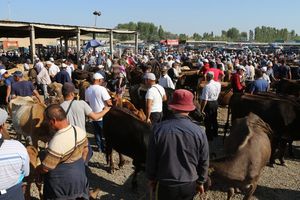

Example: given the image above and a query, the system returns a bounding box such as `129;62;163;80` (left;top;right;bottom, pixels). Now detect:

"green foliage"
114;22;299;43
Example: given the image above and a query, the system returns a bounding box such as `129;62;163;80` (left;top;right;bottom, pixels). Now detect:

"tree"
179;33;189;41
193;33;202;41
226;27;240;41
249;30;254;41
240;32;248;41
158;25;165;40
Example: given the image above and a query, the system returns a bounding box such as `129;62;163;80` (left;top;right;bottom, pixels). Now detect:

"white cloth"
262;73;271;84
145;84;166;113
37;67;51;85
245;65;255;81
158;74;175;89
35;61;44;73
85;85;111;120
24;63;30;71
0;139;29;190
200;80;221;101
48;64;60;77
66;64;75;79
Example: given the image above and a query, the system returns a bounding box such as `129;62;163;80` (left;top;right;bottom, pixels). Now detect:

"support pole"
76;28;81;65
29;25;36;62
60;37;63;53
64;36;68;57
110;30;114;59
135;32;139;55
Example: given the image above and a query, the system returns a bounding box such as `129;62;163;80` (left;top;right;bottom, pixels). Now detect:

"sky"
0;0;299;36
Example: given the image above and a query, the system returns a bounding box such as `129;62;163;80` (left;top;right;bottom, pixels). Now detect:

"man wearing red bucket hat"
146;89;209;200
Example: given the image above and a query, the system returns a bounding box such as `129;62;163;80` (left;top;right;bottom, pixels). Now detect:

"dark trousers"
204;100;218;141
0;183;24;200
150;112;163;125
156;181;197;200
92;120;105;152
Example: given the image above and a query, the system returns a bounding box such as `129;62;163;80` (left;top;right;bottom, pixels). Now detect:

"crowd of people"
0;45;299;199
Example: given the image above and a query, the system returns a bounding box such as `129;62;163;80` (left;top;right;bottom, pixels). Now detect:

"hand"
103;106;111;112
201;111;206;117
196;183;205;195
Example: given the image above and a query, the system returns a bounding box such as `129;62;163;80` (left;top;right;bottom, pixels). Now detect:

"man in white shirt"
37;64;51;99
158;66;175;90
144;73;167;125
46;60;60;81
0;108;29;199
66;59;75;80
200;71;221;141
85;73;112;152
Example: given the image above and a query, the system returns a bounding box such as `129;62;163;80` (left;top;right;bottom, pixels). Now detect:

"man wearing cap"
0;69;15;104
11;71;42;103
60;82;110;163
250;69;269;94
231;65;246;93
85;73;112;152
0;108;30;200
46;60;60;82
144;73;167;124
54;64;71;85
158;66;175;90
146;89;209;200
34;57;43;74
37;63;51;99
200;71;221;140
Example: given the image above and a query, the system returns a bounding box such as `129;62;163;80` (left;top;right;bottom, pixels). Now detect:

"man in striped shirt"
0;108;30;200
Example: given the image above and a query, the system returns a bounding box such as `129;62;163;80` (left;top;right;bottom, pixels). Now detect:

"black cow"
224;93;300;166
103;107;152;188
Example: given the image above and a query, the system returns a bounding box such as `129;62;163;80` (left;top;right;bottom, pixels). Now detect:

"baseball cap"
143;73;156;81
0;69;7;77
13;71;23;77
62;82;79;95
93;72;104;80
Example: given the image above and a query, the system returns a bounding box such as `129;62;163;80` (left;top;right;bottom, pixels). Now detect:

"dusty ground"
7;107;300;200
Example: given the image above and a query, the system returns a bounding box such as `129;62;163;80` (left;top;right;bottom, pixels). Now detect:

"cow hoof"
267;163;275;168
280;162;288;167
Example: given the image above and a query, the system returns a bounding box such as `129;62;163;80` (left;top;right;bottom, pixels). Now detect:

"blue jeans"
92;120;105;152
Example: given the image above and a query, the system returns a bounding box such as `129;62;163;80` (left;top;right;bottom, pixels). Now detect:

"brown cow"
210;113;272;200
9;96;50;147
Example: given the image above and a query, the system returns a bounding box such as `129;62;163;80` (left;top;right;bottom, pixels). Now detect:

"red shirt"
231;73;244;93
200;63;210;74
206;68;224;81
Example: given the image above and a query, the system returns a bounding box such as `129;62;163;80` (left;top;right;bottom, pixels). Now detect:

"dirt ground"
7;107;300;200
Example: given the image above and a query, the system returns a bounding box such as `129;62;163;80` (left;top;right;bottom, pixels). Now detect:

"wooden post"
64;36;68;57
135;32;138;55
76;28;81;65
60;37;63;53
110;30;114;59
29;25;35;62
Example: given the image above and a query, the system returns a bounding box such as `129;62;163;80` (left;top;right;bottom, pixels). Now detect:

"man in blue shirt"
54;64;71;85
11;71;42;103
250;69;269;94
146;89;209;200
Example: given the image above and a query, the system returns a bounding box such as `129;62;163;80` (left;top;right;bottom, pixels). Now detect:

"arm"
88;107;111;121
145;99;153;123
6;85;11;103
200;99;207;114
196;133;209;194
81;138;89;162
33;89;42;103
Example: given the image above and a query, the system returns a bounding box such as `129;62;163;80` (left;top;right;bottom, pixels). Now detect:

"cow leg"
288;140;294;158
118;153;125;169
279;140;288;166
131;164;142;190
227;187;235;200
105;146;115;173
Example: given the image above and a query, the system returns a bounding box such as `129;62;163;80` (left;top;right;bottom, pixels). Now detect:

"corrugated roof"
0;20;137;38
